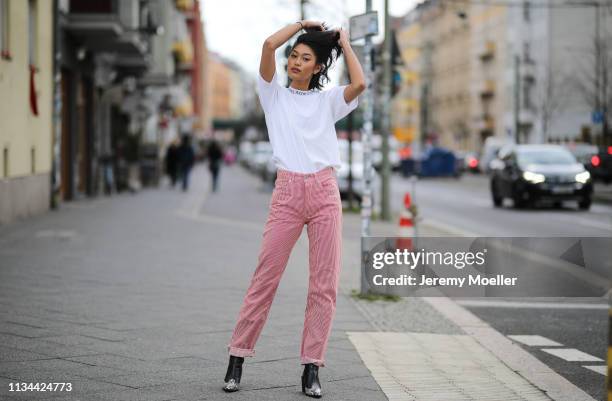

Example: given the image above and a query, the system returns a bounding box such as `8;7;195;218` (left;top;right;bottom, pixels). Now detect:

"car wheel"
491;180;503;207
578;197;591;210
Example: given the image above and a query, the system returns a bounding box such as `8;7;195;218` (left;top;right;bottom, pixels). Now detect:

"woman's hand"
301;20;326;31
336;27;350;48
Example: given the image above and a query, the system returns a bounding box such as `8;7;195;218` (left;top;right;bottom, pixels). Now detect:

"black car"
490;145;593;210
563;143;612;183
588;146;612;183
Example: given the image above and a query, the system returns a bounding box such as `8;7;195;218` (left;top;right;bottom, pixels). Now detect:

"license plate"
551;185;573;194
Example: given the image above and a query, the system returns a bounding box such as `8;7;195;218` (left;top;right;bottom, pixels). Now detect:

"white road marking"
420;217;481;237
508;335;563;347
456;299;610;310
422;297;598;401
582;365;607;375
541;348;604;362
575;218;612;231
556;215;612;232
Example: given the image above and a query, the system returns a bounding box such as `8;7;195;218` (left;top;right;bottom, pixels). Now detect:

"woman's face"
287;43;321;82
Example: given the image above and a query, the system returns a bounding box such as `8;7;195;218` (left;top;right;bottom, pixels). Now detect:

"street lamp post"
348;5;378;295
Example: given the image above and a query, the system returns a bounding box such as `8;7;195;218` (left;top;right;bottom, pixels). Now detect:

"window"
3;147;8;178
28;0;37;67
523;1;531;22
0;0;9;59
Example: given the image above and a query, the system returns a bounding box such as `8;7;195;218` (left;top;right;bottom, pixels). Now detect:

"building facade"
395;0;609;154
0;0;54;224
0;0;210;225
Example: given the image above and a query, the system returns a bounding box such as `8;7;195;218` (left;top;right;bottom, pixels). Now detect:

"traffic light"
390;31;403;97
370;47;377;72
392;69;401;97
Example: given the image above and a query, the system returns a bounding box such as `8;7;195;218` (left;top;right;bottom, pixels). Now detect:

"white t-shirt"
256;69;359;173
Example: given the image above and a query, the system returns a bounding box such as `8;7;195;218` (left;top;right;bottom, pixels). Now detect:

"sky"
201;0;420;84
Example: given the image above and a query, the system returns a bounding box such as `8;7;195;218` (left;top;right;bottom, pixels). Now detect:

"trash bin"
420;147;457;177
400;158;417;177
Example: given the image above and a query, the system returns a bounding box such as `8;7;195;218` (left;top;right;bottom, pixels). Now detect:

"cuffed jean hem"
227;345;255;358
301;356;325;367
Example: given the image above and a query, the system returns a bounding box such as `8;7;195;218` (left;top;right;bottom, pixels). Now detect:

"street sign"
349;11;378;41
393;126;415;143
592;110;604;124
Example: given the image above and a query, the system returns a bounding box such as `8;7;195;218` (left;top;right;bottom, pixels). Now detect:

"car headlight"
522;171;545;184
575;171;590;184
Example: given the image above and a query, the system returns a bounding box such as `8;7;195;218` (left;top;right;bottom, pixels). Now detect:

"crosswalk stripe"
582;365;607;375
457;299;610;310
541;348;604;362
508;335;563;347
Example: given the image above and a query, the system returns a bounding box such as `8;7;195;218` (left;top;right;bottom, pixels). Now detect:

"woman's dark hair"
291;26;343;90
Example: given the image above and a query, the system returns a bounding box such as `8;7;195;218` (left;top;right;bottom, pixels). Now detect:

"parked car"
264;157;277;184
480;136;511;174
563;143;598;167
490;144;593;210
453;151;466;176
588;146;612;184
337;140;381;203
371;135;401;172
419;146;459;177
250;141;272;176
464;151;480;173
238;141;254;168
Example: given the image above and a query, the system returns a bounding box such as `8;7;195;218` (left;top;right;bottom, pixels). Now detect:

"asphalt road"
390;173;612;237
387;172;610;400
458;301;608;401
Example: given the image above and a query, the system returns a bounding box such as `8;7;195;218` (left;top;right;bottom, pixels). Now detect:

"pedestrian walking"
206;139;223;192
222;20;365;397
164;138;180;188
177;134;195;192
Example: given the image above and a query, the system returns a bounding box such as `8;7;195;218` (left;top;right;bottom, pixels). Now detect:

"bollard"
396;193;414;251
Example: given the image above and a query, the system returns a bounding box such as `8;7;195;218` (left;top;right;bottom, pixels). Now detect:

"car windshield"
568;145;598;157
517;149;577;165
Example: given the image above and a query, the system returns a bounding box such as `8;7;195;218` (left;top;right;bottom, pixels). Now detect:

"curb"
408;218;599;401
423;297;596;401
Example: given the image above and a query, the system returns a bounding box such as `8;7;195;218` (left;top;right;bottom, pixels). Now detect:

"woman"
223;19;365;398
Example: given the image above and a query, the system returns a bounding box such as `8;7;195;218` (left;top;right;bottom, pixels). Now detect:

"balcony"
64;0;149;59
479;80;495;98
479;41;495;62
477;114;495;132
173;40;194;72
175;0;195;12
520;61;536;82
519;108;536;126
63;15;123;49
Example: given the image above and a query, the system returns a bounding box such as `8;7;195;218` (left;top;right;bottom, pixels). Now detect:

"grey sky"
201;0;420;85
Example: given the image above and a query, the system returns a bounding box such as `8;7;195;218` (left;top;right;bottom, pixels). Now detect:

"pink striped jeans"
226;166;343;367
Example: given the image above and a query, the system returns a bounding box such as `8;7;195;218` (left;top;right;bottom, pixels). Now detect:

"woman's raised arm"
260;20;325;83
337;28;366;103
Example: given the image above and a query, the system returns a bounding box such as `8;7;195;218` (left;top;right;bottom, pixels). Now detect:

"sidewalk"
0;164;595;400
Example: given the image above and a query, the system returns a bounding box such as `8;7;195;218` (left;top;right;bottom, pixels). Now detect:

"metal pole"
51;0;62;208
360;0;375;294
347;107;355;209
411;174;418;242
362;0;374;237
514;54;520;144
380;0;391;221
